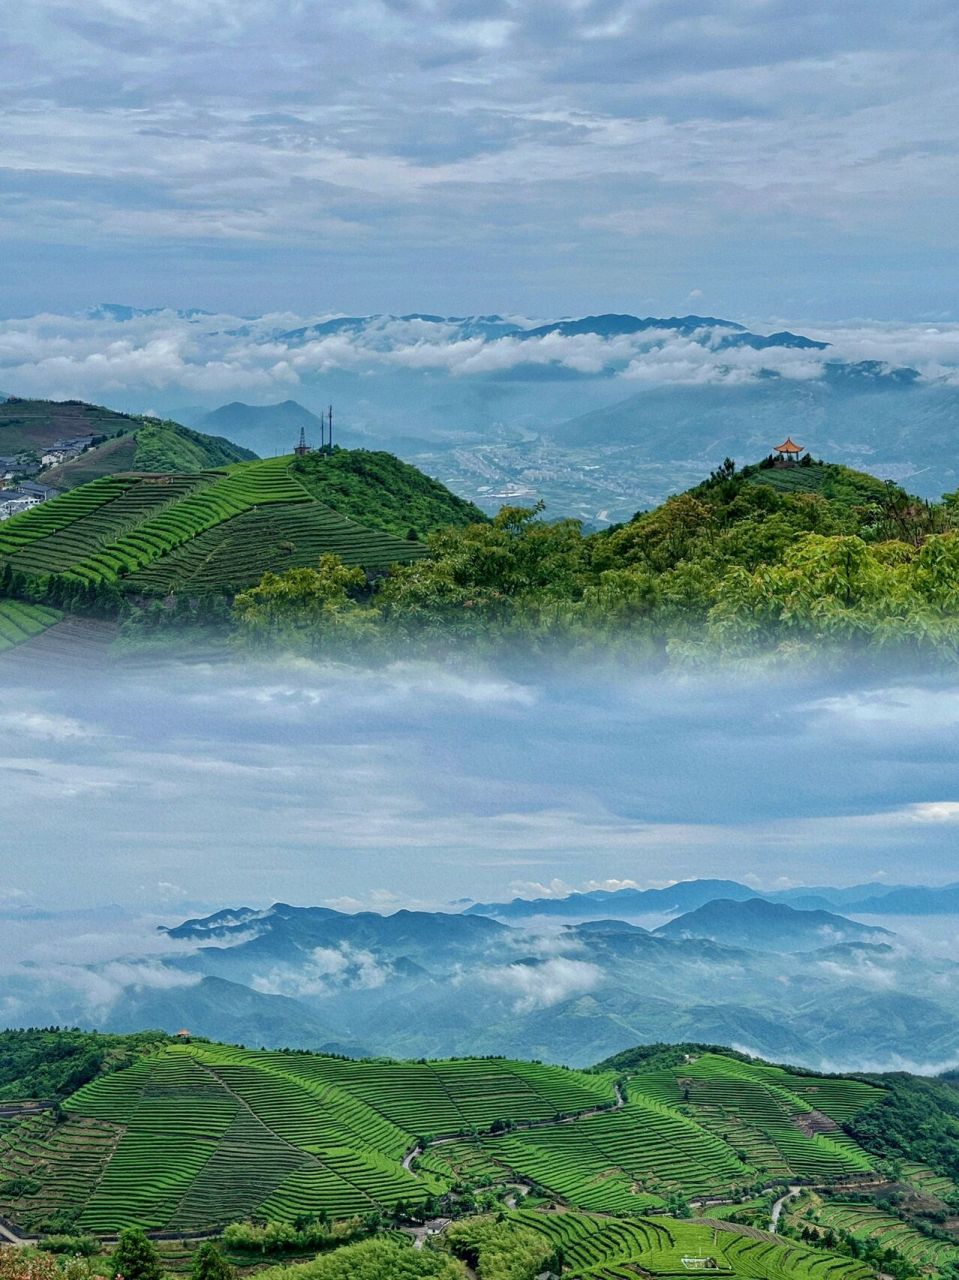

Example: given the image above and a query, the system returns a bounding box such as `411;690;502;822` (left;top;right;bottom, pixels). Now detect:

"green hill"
743;459;895;509
5;1034;959;1280
0;398;138;455
0;1037;886;1236
0;398;255;488
45;419;257;488
0;450;481;603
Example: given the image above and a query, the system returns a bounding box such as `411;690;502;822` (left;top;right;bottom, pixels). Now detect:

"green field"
0;1043;616;1233
788;1191;959;1275
426;1054;879;1214
746;461;892;509
511;1209;874;1280
0;453;449;596
627;1054;878;1182
0;598;62;650
3;1038;944;1280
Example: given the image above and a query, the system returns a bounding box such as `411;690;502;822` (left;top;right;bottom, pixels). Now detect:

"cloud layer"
4;308;959;408
2;2;959;316
4;662;959;919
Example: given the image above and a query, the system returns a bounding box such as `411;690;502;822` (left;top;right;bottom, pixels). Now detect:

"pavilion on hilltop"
773;437;804;464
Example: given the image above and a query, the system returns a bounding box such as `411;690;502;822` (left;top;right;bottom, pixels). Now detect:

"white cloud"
0;710;99;741
3;309;959;405
474;956;603;1012
251;942;392;998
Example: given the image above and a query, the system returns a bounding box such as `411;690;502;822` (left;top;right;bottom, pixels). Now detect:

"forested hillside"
5;450;959;666
229;456;959;665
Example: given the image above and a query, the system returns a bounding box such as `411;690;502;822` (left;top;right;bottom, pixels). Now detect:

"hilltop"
2;443;959;666
0;398;255;489
652;898;894;953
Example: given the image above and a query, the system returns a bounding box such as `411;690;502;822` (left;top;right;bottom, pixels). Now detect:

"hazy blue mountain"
7;890;958;1068
193;400;344;452
464;878;959;922
464;879;757;920
653;898;894;952
548;374;958;500
521;313;747;339
104;974;337;1047
844;884;959;914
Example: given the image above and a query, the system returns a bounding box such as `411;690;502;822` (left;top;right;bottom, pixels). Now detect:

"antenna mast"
328;404;333;451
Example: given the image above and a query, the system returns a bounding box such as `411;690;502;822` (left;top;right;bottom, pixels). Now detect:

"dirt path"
770;1185;803;1232
0;1217;37;1247
401;1080;625;1176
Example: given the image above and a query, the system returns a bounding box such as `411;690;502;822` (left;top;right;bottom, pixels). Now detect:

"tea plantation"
427;1053;881;1215
0;599;61;651
0;1042;888;1238
0;450;482;602
509;1209;875;1280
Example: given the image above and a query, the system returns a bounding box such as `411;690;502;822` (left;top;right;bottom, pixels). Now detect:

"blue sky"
3;661;959;917
3;0;959;320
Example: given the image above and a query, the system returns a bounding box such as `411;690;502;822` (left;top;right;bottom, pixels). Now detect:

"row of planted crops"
0;1044;893;1250
509;1210;875;1280
0;457;425;599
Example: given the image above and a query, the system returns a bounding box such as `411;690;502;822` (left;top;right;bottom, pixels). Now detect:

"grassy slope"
0;599;62;652
0;452;453;595
0;399;138;455
0;398;255;489
744;460;898;509
44;419;256;489
0;1036;883;1238
291;449;486;539
0;1039;615;1232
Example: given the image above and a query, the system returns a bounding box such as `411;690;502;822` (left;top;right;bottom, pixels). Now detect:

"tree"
191;1243;235;1280
232;554;378;656
111;1227;163;1280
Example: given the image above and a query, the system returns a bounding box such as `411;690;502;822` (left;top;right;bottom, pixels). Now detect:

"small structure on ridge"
773;437;803;464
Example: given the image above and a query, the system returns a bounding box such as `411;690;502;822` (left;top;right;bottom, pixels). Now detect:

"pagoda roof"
774;437;803;453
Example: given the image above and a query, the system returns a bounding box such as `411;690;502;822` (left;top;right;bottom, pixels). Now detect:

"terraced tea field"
0;600;62;651
0;1043;617;1233
0;454;432;597
510;1209;875;1280
789;1194;959;1275
627;1054;878;1183
426;1055;879;1214
0;1043;888;1248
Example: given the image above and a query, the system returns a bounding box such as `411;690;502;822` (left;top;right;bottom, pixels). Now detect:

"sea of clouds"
4;309;959;407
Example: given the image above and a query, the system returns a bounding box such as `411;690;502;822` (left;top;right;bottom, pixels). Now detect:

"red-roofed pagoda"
773;437;804;463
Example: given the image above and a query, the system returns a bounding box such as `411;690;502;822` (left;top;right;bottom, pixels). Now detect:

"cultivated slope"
0;399;255;488
0;450;479;597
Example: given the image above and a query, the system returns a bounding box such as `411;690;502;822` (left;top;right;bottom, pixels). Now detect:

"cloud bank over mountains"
3;307;959;406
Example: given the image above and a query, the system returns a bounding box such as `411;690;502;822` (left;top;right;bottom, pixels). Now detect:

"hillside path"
401;1080;625;1172
770;1185;803;1232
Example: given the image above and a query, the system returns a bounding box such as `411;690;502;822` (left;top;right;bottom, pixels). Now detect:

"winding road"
770;1186;803;1232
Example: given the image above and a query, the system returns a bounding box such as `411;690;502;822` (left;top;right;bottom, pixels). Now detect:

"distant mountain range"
5;889;958;1070
191;400;364;453
464;877;959;920
652;898;893;952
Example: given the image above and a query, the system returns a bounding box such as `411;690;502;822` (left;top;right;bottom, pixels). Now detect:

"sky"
3;660;959;919
3;0;959;320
